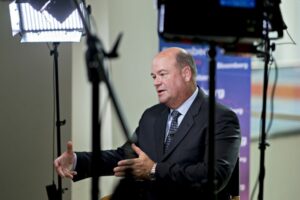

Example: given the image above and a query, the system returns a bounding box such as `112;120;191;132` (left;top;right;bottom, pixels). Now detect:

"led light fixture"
9;0;86;42
157;0;286;54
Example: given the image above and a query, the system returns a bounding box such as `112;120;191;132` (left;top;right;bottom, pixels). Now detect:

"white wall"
107;0;158;146
273;0;300;67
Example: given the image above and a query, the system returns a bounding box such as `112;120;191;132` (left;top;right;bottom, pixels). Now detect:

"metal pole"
207;42;217;200
51;42;65;200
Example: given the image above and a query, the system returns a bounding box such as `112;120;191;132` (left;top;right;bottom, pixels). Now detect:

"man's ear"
182;65;192;81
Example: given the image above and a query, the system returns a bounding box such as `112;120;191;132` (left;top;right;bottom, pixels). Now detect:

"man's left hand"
113;143;155;180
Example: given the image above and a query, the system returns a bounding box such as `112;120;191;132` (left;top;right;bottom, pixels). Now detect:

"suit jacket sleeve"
73;141;137;181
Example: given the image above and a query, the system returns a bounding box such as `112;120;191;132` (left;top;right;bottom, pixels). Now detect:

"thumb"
131;143;142;155
67;141;73;154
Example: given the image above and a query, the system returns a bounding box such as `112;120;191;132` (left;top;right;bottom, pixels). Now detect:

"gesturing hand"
54;141;77;179
113;144;155;180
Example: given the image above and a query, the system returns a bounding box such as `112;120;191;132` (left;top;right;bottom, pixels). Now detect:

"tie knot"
171;110;181;119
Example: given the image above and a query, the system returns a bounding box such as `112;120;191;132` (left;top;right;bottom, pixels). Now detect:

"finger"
113;166;127;173
114;166;132;177
56;166;66;177
71;171;77;176
131;144;142;155
54;157;66;177
54;157;60;168
118;159;134;166
67;141;73;154
114;172;126;177
64;170;77;179
63;169;72;178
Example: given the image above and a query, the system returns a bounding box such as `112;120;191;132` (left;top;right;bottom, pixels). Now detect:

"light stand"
205;42;217;200
9;1;86;200
205;36;274;200
85;33;130;200
72;1;131;200
45;42;68;200
51;42;66;200
257;23;272;200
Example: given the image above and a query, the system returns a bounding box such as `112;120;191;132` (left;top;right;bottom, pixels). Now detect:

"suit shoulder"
215;102;239;122
136;103;168;126
143;103;167;115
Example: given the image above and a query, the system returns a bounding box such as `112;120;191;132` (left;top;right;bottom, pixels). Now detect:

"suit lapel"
162;89;206;159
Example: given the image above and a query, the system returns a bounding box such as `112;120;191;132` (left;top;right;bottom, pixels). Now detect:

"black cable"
275;29;297;45
250;174;259;200
266;56;278;134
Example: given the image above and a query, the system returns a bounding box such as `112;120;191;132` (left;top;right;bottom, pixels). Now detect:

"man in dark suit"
55;47;241;200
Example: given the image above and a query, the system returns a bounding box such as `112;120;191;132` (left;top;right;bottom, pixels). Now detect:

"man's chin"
158;97;164;103
158;97;167;104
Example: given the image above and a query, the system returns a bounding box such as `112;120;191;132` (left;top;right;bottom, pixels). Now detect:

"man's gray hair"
176;50;197;82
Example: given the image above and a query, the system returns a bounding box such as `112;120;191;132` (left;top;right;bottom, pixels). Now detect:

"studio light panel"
9;0;85;42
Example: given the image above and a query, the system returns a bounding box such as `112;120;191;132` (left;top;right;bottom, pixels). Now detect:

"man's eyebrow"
151;69;168;76
157;69;167;73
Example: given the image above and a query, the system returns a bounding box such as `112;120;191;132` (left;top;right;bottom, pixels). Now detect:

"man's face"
151;52;186;109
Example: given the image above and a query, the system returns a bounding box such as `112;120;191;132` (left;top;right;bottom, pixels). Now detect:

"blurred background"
0;0;299;200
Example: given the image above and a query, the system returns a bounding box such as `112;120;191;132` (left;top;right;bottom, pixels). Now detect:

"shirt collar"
170;87;198;116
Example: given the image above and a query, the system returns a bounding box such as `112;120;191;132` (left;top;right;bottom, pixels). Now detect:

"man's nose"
153;77;161;86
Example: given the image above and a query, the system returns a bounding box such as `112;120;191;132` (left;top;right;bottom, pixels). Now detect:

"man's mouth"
157;89;165;96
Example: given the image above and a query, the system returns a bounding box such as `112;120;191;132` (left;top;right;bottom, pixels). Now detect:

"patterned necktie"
164;110;181;153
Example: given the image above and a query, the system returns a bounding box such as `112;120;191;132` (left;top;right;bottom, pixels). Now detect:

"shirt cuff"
72;153;77;171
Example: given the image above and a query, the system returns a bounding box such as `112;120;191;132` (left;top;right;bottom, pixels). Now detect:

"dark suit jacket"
74;88;241;200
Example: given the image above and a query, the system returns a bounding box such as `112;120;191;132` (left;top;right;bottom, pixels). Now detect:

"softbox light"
157;0;286;54
9;0;86;42
158;0;264;45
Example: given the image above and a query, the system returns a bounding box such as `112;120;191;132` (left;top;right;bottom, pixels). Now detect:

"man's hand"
113;144;155;180
54;141;77;179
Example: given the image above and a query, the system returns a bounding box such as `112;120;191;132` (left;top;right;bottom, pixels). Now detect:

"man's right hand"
54;141;77;179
